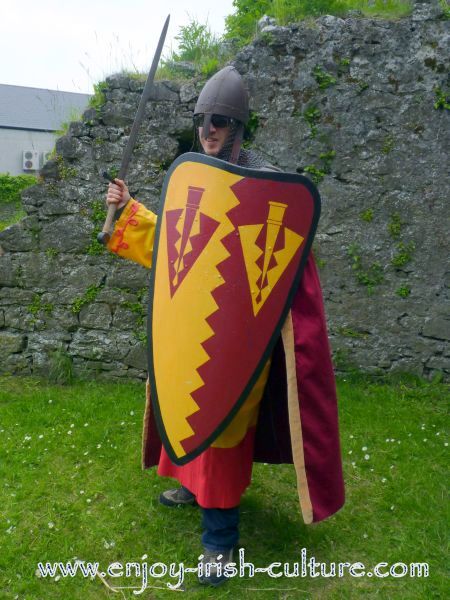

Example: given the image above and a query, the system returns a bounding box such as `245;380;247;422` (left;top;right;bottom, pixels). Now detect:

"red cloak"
142;255;345;523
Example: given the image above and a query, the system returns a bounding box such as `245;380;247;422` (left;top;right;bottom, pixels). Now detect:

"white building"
0;84;90;175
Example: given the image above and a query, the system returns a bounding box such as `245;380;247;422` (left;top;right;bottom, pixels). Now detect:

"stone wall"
1;1;449;380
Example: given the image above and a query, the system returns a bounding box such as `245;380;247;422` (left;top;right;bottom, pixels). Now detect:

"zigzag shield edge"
147;152;321;466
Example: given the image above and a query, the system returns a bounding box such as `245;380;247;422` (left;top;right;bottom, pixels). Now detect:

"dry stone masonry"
0;1;449;380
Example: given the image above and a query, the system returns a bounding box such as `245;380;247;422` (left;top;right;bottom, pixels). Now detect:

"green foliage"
48;349;74;384
225;0;349;45
55;155;77;180
45;247;59;259
28;294;53;317
224;1;410;47
351;0;412;18
396;284;411;298
86;200;107;255
312;65;337;89
243;111;260;147
123;291;147;342
319;149;336;171
433;86;450;110
348;243;384;294
89;81;108;112
0;173;36;231
337;327;368;339
0;206;26;233
109;167;119;180
315;257;326;268
388;213;404;240
358;80;369;92
158;19;223;80
123;301;145;327
0;173;37;204
304;149;335;184
174;21;220;63
91;200;106;223
14;264;24;287
55;108;82;137
304;164;326;184
382;134;395;154
303;105;321;137
71;285;101;315
274;0;348;23
201;57;220;77
333;347;353;371
360;208;374;222
439;0;450;19
387;212;403;239
225;0;271;45
391;241;415;268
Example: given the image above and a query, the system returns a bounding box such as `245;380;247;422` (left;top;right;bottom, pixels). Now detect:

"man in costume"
105;66;344;586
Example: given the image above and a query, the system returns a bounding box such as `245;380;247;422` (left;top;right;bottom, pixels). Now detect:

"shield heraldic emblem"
148;153;321;465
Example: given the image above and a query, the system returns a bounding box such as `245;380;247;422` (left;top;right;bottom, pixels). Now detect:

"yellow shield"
148;153;320;464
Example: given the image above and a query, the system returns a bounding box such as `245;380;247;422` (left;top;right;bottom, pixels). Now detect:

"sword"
98;14;170;245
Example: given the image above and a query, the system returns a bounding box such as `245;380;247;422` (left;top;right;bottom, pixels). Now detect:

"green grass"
0;205;26;232
225;0;413;47
0;173;36;232
341;0;412;19
0;374;448;598
156;19;223;81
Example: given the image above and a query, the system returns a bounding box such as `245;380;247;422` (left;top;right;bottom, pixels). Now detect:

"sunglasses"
194;114;234;129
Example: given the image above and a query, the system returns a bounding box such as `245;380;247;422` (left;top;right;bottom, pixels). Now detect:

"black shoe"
159;487;197;507
198;548;234;586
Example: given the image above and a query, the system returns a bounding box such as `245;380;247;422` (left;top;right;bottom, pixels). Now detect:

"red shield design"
148;153;320;465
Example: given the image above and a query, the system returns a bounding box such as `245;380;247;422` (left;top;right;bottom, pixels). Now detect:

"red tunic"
108;200;345;522
157;429;256;508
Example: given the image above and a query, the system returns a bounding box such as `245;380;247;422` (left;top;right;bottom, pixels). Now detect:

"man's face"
198;117;230;156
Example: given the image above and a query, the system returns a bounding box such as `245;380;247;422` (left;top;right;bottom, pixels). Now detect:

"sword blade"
98;14;170;244
118;14;170;179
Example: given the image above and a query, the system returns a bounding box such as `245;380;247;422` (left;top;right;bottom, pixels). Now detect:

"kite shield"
148;153;321;465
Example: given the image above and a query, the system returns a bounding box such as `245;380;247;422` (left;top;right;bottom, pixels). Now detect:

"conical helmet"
194;66;249;162
194;66;249;132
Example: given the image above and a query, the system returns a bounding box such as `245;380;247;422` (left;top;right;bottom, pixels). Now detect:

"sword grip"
97;171;119;245
97;203;116;245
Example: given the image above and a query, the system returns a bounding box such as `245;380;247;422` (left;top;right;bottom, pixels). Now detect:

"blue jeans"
180;487;239;551
201;506;240;552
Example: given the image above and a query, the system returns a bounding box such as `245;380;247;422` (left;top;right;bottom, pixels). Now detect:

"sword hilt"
97;171;118;244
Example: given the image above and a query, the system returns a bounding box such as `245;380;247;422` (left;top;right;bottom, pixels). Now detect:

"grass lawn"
0;374;448;599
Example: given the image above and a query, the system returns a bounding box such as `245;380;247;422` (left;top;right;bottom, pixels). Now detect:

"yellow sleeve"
106;199;157;269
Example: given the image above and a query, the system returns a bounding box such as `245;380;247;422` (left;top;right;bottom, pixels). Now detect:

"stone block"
79;303;112;330
0;222;35;252
0;255;18;287
40;215;92;253
0;332;26;358
102;102;135;127
70;329;133;361
422;316;450;341
180;83;197;103
55;136;84;160
124;343;147;370
112;305;139;330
